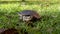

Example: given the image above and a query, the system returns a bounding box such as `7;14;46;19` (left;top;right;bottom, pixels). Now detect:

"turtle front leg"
25;21;34;27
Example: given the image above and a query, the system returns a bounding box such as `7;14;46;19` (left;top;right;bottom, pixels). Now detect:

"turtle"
18;10;41;23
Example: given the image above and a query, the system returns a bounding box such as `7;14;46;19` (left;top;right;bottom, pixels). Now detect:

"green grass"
0;2;60;34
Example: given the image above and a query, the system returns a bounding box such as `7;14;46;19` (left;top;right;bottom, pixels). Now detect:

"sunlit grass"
0;2;60;34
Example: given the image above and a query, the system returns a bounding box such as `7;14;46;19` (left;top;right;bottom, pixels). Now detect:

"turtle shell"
19;10;40;19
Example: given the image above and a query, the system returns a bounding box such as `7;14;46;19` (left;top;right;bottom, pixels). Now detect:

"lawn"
0;1;60;34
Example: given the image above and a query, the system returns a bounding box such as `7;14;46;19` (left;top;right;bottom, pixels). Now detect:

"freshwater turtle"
18;10;41;22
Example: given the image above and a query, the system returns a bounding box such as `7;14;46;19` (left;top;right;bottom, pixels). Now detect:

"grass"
0;2;60;34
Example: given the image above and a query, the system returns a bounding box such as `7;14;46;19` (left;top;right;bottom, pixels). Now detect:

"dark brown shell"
19;10;40;19
0;28;18;34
